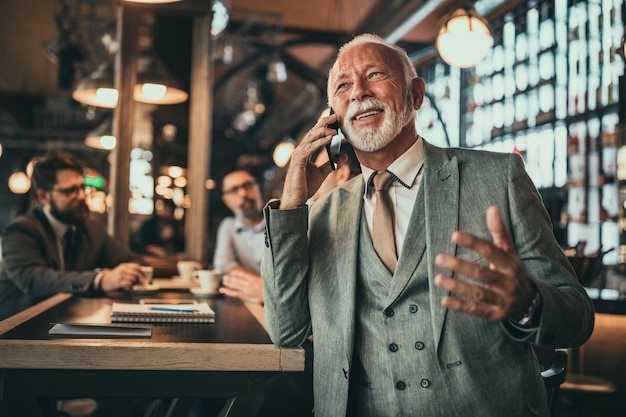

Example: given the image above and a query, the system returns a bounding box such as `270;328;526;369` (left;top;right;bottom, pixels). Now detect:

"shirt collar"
360;136;425;195
42;206;71;240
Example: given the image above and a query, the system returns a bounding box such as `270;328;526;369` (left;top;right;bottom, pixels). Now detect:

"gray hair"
327;33;418;107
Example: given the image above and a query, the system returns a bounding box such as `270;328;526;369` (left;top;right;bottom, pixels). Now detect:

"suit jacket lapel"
388;185;426;302
33;208;63;270
422;142;460;349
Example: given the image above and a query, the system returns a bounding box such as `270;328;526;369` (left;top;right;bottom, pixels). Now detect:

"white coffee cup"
139;266;154;286
177;260;202;282
192;270;221;294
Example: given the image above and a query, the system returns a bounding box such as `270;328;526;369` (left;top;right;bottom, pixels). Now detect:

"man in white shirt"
213;168;265;303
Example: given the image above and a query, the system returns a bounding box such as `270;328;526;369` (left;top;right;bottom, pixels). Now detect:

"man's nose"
349;78;372;101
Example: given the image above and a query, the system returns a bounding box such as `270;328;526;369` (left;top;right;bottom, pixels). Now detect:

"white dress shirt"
360;137;425;258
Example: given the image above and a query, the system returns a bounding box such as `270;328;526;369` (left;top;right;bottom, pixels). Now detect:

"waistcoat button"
409;304;418;313
415;341;425;350
388;343;398;352
384;308;395;317
420;379;431;388
396;381;406;390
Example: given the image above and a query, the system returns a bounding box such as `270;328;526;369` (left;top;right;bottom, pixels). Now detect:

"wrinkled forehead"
330;42;398;82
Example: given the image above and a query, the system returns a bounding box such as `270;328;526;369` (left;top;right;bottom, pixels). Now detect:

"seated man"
213;168;266;303
200;168;313;417
0;150;144;321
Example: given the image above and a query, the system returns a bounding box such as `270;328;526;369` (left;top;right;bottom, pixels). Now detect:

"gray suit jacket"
0;208;139;320
262;141;594;417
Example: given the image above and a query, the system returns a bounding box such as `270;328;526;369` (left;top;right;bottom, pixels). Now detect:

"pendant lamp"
71;63;118;108
85;118;117;150
436;7;493;69
133;57;188;105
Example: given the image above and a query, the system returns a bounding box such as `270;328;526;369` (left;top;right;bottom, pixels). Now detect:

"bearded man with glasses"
212;168;266;304
0;150;143;320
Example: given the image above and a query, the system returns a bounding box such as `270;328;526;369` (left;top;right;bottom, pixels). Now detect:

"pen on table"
149;306;198;313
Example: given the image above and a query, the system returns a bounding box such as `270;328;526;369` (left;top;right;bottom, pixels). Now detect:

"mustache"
345;98;386;122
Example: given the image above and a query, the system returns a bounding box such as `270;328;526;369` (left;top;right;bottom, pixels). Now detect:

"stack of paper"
111;302;215;323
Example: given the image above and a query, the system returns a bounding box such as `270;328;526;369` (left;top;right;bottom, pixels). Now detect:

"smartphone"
326;108;342;170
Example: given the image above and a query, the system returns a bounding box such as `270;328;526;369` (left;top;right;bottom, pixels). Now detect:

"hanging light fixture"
435;6;493;69
85;118;117;150
71;62;118;108
133;56;188;105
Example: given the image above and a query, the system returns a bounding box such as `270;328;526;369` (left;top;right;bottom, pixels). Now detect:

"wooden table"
0;285;304;417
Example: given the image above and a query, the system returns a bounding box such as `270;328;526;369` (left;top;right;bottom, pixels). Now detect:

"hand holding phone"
326;108;342;170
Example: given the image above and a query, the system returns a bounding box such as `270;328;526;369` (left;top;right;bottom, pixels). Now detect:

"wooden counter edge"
243;300;305;371
0;293;71;335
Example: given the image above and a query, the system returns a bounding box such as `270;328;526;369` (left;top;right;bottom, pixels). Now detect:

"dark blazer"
0;208;139;320
262;140;595;417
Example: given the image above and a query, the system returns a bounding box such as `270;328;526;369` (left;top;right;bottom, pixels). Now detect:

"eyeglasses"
222;180;257;196
51;183;86;198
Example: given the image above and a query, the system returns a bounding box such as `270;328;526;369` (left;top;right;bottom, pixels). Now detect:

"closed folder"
49;323;152;338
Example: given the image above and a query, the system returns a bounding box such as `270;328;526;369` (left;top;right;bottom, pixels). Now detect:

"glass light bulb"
100;135;117;150
141;83;167;101
436;11;493;68
95;88;119;107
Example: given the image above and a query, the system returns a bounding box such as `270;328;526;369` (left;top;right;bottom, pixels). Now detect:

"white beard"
343;94;414;153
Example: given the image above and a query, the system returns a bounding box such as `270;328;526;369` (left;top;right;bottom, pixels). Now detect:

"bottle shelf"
418;0;623;261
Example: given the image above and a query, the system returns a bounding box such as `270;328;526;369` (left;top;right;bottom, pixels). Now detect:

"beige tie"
373;171;397;272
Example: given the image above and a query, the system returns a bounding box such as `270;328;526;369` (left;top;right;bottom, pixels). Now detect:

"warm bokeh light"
182;194;191;208
163;188;174;199
8;171;31;194
157;175;173;187
205;179;217;190
26;160;34;177
273;140;295;168
86;190;107;214
99;135;117;150
173;176;187;188
254;103;266;114
167;166;184;178
140;83;167;101
436;8;493;68
95;88;119;108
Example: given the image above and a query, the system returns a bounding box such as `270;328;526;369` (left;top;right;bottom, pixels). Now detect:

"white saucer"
190;287;220;296
130;284;161;293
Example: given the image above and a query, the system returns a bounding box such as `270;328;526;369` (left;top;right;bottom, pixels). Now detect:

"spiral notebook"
111;302;215;323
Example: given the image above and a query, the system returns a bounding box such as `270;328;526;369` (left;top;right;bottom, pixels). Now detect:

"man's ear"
411;77;426;111
36;189;50;206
